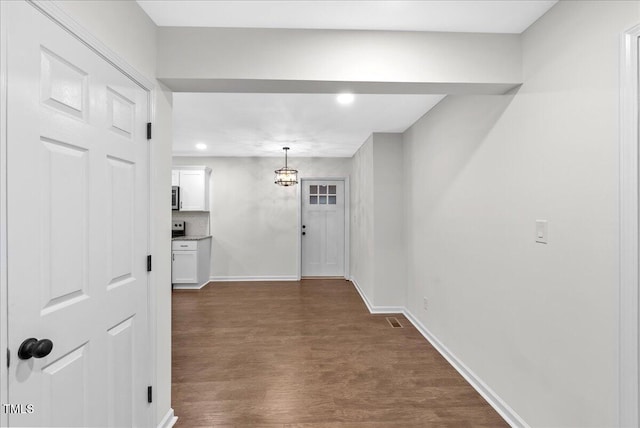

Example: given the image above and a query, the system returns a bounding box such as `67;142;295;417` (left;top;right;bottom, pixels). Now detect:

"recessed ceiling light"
336;93;354;105
195;143;207;150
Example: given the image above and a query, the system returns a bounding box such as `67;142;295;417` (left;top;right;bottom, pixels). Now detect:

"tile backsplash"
172;211;210;236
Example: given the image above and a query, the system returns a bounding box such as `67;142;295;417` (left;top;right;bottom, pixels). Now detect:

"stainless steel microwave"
172;186;180;210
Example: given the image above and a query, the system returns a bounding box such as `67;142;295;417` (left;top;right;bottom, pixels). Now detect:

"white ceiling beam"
157;27;522;93
159;79;520;95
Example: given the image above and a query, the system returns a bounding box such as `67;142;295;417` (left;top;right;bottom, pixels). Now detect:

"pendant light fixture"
274;147;298;186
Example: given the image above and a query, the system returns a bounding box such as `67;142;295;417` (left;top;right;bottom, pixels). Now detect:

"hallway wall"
350;133;406;309
350;136;375;301
402;1;640;426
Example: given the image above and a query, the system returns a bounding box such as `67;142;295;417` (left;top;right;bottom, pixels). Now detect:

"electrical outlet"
423;297;428;311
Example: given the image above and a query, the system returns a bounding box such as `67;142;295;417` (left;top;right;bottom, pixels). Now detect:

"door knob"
18;338;53;360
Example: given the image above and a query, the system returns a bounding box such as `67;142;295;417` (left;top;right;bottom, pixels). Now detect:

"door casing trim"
619;23;640;428
297;177;350;280
0;2;9;425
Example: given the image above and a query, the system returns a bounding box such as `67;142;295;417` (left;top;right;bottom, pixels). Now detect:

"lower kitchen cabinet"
172;250;198;283
171;237;212;289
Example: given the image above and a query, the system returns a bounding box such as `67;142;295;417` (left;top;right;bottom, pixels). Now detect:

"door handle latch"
18;338;53;360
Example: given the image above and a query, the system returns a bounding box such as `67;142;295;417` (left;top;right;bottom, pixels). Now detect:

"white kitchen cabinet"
172;250;198;283
179;170;207;211
171;170;180;187
172;166;211;211
171;237;212;289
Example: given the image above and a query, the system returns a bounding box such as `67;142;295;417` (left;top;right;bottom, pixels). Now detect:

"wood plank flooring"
172;279;508;427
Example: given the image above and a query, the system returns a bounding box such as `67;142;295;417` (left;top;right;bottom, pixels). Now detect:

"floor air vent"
386;317;403;328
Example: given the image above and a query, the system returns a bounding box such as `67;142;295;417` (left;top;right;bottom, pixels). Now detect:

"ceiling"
173;93;446;157
139;1;557;157
138;1;557;34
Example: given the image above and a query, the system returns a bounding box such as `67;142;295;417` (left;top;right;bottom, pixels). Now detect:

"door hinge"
147;255;152;272
147;386;152;403
6;348;9;368
147;122;152;140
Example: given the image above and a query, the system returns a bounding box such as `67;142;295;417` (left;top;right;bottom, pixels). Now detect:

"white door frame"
0;1;157;425
297;177;350;280
0;3;8;425
620;23;640;428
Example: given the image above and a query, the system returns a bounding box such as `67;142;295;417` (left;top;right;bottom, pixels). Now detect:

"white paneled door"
301;180;345;277
6;2;150;427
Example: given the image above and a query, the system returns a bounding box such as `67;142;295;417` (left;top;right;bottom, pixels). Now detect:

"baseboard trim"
370;305;405;314
209;275;299;282
157;408;177;428
172;282;208;290
349;277;404;314
349;278;527;428
350;276;374;312
401;309;528;428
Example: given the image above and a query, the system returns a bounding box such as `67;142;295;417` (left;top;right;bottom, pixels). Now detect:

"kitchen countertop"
172;235;212;241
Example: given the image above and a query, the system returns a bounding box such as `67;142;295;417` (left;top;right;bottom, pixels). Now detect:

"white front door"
301;180;345;277
6;2;150;426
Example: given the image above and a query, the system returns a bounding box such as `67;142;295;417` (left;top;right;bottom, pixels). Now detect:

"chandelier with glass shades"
274;147;298;186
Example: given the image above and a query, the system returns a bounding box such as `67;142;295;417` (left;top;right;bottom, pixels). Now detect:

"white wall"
350;136;375;300
173;156;351;280
402;1;640;426
350;133;406;308
372;133;406;307
57;0;156;78
157;27;521;94
55;1;174;425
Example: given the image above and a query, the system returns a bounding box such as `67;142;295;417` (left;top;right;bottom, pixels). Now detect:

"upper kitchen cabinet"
171;170;180;187
173;166;211;211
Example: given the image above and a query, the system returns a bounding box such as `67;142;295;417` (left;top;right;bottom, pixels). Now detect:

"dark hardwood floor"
172;279;508;427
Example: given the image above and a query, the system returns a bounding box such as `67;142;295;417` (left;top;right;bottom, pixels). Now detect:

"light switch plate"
535;220;548;244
